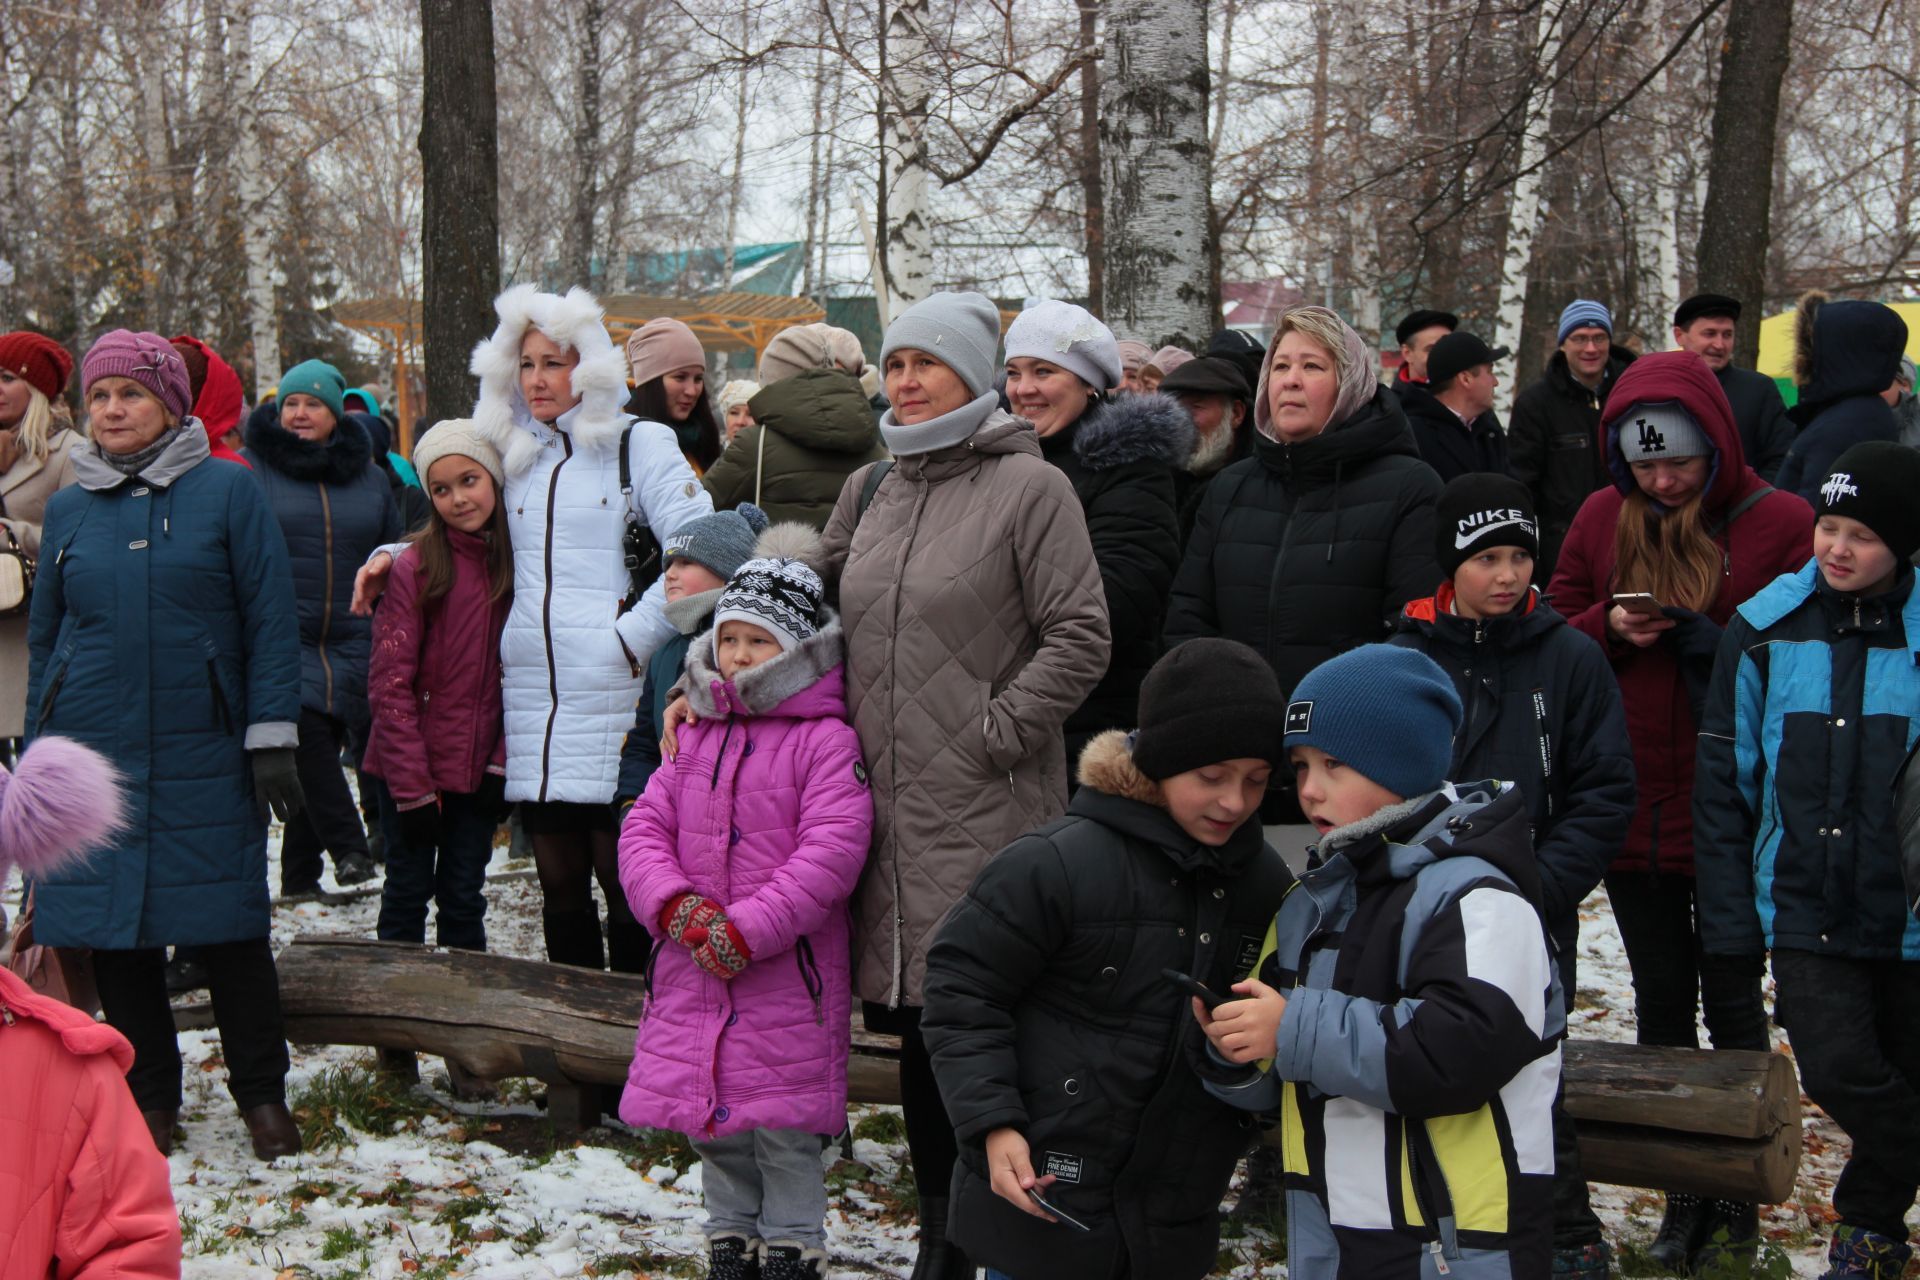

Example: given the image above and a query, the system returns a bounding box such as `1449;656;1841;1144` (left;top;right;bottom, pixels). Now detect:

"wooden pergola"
327;291;826;452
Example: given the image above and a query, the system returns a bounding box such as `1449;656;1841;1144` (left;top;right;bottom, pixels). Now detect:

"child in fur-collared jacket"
921;639;1295;1280
616;522;872;1280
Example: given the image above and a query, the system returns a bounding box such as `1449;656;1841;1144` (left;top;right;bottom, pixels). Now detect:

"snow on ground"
0;817;1886;1277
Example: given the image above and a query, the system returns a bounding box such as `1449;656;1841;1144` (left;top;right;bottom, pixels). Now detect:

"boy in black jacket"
1390;473;1634;1274
921;639;1295;1280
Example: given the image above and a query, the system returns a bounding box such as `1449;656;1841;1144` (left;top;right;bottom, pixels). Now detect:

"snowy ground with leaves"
2;819;1891;1278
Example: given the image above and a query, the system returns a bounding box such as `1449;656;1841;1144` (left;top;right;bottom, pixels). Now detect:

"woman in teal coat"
25;331;307;1159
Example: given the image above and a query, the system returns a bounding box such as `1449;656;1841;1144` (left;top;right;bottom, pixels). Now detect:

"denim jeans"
374;786;495;950
695;1128;829;1248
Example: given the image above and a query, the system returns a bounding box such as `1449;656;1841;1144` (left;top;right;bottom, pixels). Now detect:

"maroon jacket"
362;530;510;806
1548;351;1812;876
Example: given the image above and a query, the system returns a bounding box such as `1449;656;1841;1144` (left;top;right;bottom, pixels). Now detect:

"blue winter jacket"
243;404;401;722
1775;301;1909;506
1695;561;1920;960
25;427;301;949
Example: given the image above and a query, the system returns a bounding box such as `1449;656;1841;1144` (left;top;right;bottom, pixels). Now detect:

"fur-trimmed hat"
469;285;632;478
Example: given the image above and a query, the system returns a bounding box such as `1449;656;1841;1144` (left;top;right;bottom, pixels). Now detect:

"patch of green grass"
602;1126;698;1175
851;1110;906;1145
291;1065;435;1151
317;1225;365;1261
435;1192;499;1243
588;1249;703;1278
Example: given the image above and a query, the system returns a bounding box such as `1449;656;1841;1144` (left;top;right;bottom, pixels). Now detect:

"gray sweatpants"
695;1128;829;1248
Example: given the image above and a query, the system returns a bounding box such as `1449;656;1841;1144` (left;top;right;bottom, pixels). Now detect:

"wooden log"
274;937;1803;1201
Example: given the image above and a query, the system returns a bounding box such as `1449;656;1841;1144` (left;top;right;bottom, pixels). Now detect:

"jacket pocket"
203;637;237;735
795;936;825;1025
34;634;79;730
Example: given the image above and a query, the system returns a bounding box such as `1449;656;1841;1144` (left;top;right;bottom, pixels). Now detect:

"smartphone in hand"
1162;967;1229;1012
1027;1186;1092;1231
1611;591;1664;618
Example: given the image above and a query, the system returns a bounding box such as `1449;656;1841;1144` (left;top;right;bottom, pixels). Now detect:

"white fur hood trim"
470;284;633;478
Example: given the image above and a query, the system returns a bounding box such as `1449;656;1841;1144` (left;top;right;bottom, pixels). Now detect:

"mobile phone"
1611;592;1664;617
1027;1186;1092;1231
1162;967;1228;1012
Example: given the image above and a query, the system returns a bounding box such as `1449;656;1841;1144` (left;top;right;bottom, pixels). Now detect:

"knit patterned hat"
0;331;74;402
1818;441;1920;563
1132;638;1285;780
1004;300;1122;392
1283;645;1463;799
665;503;770;582
1558;299;1613;344
80;330;193;420
714;553;825;652
277;358;348;421
1617;400;1712;463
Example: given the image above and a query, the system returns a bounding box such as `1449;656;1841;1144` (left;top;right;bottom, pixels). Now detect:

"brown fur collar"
1076;730;1166;807
1793;289;1828;386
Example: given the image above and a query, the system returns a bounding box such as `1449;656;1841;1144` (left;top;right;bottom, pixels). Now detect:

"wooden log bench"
271;936;1801;1202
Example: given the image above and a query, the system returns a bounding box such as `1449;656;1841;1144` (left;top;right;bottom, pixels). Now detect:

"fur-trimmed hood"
469;284;634;478
1076;728;1166;806
245;400;375;484
1791;291;1908;418
1792;289;1827;388
684;614;847;720
1072;729;1269;873
1072;391;1198;472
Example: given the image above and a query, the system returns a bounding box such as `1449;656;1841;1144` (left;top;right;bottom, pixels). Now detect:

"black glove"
475;773;511;823
396;800;442;852
251;748;305;823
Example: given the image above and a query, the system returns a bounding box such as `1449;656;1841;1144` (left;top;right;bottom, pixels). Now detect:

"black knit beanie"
1435;472;1540;580
1132;639;1286;780
1817;441;1920;563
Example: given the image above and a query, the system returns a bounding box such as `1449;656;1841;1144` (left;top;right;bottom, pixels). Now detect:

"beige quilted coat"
0;428;79;737
821;411;1110;1008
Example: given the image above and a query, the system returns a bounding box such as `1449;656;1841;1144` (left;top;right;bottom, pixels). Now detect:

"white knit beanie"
1004;300;1123;392
413;418;506;488
716;380;760;417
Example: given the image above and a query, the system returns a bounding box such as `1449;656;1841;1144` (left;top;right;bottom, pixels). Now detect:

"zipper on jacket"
883;470;928;1008
536;434;574;803
796;937;825;1025
318;484;335;711
35;665;68;728
208;659;235;734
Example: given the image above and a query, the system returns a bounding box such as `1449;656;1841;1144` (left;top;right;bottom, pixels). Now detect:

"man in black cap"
1160;355;1254;542
1205;327;1266;395
1393;308;1459;388
1672;292;1794;481
1397;331;1512;482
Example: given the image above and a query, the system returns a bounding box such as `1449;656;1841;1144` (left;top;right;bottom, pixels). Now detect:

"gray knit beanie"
663;503;771;581
1004;300;1122;392
880;292;1002;398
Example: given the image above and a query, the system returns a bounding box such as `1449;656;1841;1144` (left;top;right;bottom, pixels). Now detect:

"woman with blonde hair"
0;331;79;756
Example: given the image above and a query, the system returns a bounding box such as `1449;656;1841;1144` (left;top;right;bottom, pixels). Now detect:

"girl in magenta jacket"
363;421;513;955
618;524;872;1280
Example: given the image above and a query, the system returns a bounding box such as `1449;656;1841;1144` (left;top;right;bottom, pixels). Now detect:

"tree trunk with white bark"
878;0;933;317
1493;0;1568;420
232;1;280;395
1100;0;1213;348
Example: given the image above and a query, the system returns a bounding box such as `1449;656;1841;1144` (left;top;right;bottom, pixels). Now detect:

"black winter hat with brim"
1396;309;1459;345
1159;356;1252;404
1131;638;1286;780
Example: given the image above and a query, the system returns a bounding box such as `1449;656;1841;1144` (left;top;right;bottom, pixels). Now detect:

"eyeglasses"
1565;333;1610;348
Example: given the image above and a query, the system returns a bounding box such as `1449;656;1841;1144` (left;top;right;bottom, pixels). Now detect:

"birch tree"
1493;0;1568;418
878;0;933;315
232;0;280;393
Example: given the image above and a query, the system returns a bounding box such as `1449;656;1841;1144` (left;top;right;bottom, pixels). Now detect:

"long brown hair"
1611;489;1722;613
410;473;513;610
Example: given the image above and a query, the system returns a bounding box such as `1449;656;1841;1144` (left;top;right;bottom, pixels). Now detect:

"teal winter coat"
25;427;301;949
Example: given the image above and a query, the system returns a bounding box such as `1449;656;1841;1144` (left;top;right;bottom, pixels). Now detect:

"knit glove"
691;919;753;981
660;893;725;947
396;800;441;852
250;748;306;823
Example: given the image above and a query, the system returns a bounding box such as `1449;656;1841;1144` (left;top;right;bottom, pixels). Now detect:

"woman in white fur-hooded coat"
467;285;713;970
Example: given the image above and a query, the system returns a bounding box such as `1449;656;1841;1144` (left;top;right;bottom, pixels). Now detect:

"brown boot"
141;1108;178;1157
242;1102;303;1159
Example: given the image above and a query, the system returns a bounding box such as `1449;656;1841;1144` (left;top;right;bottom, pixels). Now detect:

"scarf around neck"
96;423;185;477
879;389;999;456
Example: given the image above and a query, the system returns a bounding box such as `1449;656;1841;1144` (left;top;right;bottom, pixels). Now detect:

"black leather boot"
907;1196;977;1279
542;909;604;970
1647;1192;1710;1272
1689;1200;1758;1276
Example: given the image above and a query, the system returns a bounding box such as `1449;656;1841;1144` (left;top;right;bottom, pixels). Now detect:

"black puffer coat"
1039;393;1192;763
922;731;1295;1280
1715;364;1794;483
1507;345;1635;580
1389;585;1636;923
1163;387;1441;817
244;405;402;721
1395;378;1511;482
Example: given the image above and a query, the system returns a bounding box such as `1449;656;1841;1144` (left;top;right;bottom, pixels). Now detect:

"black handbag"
616;426;664;612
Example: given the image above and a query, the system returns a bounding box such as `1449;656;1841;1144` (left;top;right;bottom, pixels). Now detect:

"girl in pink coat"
618;523;872;1280
2;737;180;1277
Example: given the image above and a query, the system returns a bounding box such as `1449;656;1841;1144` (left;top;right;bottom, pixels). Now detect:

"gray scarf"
879;389;999;456
96;424;186;477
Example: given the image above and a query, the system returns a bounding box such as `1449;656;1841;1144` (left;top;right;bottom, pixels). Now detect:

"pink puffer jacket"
617;617;872;1139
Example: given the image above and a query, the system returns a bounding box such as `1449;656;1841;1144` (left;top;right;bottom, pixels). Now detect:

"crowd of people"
0;277;1917;1280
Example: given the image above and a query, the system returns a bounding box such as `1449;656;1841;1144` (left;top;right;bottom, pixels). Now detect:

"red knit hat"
0;331;75;402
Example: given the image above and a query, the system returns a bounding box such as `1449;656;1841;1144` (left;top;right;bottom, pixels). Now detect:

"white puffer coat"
471;285;713;804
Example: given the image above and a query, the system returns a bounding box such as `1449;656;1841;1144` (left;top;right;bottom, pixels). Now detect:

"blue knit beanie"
278;358;348;421
1557;299;1613;345
880;292;1002;398
1283;645;1463;799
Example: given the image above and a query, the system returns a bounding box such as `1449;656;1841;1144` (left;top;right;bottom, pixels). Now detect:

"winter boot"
333;851;379;887
907;1196;977;1280
165;948;210;994
543;909;605;970
1821;1224;1913;1280
1552;1240;1612;1276
759;1241;828;1280
606;915;653;975
1647;1192;1711;1272
141;1108;178;1157
1689;1200;1758;1276
242;1102;303;1159
707;1232;762;1280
